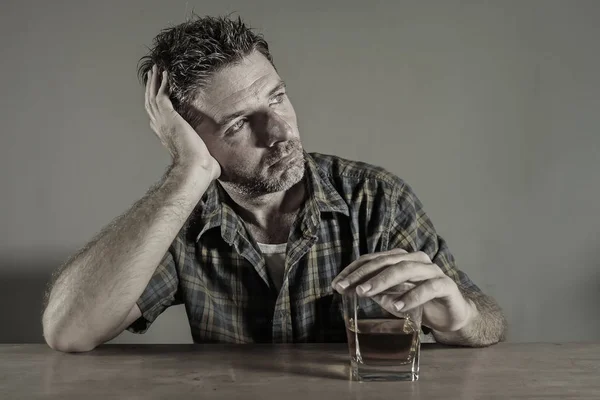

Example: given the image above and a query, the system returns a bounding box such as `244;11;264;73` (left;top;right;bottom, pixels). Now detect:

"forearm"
432;291;507;347
42;163;211;350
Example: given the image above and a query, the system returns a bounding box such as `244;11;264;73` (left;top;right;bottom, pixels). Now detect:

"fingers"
331;248;408;288
145;65;175;128
158;70;168;96
333;250;431;294
145;69;153;116
356;260;443;297
156;70;174;110
149;65;158;100
396;277;454;311
371;292;413;317
146;65;160;117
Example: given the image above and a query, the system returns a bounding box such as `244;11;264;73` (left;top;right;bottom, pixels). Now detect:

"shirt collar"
194;151;349;243
303;152;349;216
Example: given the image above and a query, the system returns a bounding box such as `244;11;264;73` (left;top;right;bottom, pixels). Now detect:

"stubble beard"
220;139;306;197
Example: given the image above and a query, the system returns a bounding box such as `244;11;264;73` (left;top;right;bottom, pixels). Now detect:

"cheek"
199;134;226;161
199;134;243;169
217;144;265;171
283;102;297;120
278;105;299;130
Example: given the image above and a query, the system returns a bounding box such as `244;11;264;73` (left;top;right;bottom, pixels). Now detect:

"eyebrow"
268;81;286;98
218;80;287;126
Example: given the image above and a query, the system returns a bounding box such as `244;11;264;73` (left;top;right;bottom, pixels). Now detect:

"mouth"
269;151;299;167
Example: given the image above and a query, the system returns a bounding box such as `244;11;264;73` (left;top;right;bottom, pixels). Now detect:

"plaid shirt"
127;152;481;343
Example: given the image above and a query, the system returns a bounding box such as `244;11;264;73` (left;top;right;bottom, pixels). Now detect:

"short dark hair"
137;14;274;127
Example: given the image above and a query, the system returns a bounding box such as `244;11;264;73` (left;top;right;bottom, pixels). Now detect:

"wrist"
456;297;479;332
166;162;213;197
171;159;216;180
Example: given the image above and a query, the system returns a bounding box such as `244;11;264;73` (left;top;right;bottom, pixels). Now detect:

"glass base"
350;357;419;382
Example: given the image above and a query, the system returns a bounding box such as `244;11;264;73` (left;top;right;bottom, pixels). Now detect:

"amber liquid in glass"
346;318;419;365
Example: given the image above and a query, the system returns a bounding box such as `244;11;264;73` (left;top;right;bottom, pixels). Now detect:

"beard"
219;138;306;196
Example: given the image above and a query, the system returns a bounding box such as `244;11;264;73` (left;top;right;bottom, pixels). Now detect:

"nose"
253;110;293;147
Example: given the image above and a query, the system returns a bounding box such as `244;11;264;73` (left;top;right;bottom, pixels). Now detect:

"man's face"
193;51;304;196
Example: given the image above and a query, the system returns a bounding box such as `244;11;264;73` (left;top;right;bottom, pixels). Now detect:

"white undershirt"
257;242;287;292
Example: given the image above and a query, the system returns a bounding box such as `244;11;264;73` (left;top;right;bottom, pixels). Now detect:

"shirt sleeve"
126;239;184;334
387;180;482;293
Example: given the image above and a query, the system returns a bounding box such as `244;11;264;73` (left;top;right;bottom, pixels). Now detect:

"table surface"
1;343;599;399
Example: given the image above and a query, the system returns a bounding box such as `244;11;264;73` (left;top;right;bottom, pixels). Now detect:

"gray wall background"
1;0;599;344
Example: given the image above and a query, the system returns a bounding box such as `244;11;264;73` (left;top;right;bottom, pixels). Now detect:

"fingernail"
394;301;405;311
337;280;349;289
357;283;372;295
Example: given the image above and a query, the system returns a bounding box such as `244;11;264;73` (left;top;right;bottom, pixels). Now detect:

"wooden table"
1;343;599;399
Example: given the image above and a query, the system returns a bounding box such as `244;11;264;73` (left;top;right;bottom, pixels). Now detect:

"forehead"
195;51;280;120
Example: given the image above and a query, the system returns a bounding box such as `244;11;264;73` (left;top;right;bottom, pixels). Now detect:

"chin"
264;166;304;193
278;154;305;183
280;165;305;189
223;154;305;196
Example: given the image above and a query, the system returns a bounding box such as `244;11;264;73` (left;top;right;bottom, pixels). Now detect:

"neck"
219;179;307;241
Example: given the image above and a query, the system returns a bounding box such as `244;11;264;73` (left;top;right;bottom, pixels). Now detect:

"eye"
227;119;247;135
270;92;286;105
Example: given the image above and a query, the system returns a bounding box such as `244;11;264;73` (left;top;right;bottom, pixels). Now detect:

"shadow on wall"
0;253;66;343
0;252;193;345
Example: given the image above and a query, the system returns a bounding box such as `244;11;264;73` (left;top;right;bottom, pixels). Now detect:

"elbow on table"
42;321;99;353
44;331;98;353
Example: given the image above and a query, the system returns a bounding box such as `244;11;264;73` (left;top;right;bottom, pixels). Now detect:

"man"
42;15;506;352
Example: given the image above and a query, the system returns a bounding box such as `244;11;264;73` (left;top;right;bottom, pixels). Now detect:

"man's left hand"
332;248;475;332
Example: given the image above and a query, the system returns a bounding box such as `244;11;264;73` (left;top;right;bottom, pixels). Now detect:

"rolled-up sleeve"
387;180;481;293
127;240;183;334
